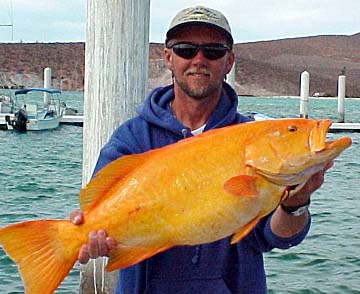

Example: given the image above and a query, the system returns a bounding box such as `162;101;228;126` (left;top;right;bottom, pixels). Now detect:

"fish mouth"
255;162;326;187
317;136;352;160
254;135;352;187
309;119;331;152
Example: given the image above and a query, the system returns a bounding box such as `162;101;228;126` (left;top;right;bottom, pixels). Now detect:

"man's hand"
282;160;333;207
271;161;333;238
70;210;117;264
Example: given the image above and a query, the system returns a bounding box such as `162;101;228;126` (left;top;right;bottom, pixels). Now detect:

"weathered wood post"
337;75;346;123
81;0;150;293
299;71;309;118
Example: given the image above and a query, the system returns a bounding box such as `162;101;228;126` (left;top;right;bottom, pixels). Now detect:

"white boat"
2;88;65;132
0;94;14;113
0;94;16;130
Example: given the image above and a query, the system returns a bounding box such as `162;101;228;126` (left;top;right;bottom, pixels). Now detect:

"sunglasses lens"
202;46;228;60
171;43;229;60
172;44;199;59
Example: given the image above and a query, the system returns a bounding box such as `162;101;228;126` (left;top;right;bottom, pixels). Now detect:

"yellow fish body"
0;118;352;293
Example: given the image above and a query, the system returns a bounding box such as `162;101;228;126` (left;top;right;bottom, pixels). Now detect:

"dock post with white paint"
43;67;52;106
337;75;346;123
80;0;150;293
299;71;309;118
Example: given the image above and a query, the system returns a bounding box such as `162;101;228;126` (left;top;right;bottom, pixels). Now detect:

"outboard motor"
12;109;28;132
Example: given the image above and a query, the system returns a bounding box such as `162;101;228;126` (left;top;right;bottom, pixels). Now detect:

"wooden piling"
299;71;309;118
337;75;346;123
43;67;51;106
81;0;150;292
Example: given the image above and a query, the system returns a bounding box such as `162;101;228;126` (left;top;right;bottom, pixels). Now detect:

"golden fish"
0;118;352;293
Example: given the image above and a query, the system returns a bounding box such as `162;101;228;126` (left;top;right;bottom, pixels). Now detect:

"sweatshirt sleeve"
92;122;144;176
263;212;311;250
243;211;311;252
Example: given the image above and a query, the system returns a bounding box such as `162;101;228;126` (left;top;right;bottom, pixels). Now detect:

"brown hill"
1;33;359;97
0;43;85;91
233;33;360;97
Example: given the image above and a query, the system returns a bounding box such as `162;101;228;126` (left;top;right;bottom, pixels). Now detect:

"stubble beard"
175;71;223;100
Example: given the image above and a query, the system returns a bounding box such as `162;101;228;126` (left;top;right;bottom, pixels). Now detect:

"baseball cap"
166;6;233;46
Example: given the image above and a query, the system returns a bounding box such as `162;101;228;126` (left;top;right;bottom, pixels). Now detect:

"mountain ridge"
1;33;359;97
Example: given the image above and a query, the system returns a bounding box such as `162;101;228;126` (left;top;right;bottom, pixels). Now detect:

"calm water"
0;92;359;293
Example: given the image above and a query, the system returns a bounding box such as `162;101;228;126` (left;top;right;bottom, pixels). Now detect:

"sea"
0;91;359;294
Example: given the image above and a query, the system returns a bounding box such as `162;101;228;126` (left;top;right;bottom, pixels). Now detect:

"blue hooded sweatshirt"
93;82;311;294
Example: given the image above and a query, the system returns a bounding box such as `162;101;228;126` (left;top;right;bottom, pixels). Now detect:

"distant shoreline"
2;88;359;100
240;95;360;100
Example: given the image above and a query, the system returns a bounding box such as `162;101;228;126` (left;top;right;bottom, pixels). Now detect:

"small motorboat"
4;88;65;132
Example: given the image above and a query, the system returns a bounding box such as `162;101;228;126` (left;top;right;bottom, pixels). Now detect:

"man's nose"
191;48;208;64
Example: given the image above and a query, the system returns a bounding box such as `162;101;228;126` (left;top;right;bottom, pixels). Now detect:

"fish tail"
0;219;81;294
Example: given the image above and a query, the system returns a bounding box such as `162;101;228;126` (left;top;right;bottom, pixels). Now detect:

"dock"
329;122;360;133
60;115;360;132
60;115;84;126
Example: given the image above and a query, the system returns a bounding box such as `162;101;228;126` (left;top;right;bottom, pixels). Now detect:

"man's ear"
225;51;235;74
164;48;173;71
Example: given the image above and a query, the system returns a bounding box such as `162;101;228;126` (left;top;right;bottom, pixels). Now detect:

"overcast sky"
0;0;359;44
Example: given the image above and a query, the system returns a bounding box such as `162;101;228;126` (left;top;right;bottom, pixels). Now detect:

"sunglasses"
168;43;231;60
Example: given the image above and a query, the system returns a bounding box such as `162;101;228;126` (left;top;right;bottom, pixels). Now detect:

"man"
71;6;329;293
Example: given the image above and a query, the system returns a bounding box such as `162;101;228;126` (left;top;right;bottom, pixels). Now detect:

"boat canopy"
14;88;62;95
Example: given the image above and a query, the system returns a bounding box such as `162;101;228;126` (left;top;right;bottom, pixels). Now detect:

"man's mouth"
186;69;211;77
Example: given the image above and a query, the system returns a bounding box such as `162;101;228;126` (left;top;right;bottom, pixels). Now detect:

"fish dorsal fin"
230;215;262;244
79;150;159;212
223;175;258;197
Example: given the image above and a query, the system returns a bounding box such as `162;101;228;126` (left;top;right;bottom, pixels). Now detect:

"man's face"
164;25;234;100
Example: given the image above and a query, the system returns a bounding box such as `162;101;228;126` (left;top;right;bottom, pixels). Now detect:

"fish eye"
288;125;297;132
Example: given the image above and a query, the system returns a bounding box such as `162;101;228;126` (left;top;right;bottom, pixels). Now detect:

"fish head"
245;118;352;187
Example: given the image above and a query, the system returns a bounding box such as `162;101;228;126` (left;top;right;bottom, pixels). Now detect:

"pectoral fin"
223;175;258;197
230;215;262;244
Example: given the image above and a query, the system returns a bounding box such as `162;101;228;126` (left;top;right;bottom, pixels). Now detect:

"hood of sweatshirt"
137;82;244;137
